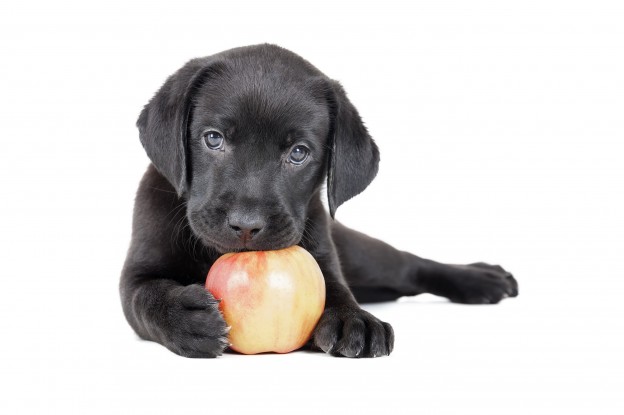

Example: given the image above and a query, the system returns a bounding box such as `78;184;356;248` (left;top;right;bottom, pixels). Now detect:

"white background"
1;0;622;414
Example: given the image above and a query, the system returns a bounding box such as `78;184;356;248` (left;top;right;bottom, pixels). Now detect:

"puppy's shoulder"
136;164;179;203
132;164;184;228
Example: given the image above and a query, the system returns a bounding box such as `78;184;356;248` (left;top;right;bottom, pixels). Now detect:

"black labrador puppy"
120;44;518;358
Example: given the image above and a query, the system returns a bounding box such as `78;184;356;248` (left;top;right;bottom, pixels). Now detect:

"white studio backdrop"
0;1;622;414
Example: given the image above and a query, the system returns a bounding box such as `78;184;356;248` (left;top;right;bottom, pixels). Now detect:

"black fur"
121;44;518;358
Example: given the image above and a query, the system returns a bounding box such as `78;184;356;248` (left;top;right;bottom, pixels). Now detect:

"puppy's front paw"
164;284;230;358
312;306;394;358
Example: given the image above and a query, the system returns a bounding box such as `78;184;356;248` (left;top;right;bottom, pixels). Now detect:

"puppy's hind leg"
331;222;518;304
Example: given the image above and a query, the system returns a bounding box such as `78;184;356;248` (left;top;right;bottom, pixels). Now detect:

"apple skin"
205;245;326;354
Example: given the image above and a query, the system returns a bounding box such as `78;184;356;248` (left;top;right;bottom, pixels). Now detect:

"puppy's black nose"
228;213;265;243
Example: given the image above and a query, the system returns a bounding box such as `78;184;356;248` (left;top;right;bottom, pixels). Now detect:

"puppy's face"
137;45;380;253
186;71;330;252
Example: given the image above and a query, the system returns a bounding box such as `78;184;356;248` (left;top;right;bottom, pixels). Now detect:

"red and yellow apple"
205;245;326;354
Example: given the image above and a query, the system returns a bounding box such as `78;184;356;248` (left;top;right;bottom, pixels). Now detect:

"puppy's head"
137;45;379;252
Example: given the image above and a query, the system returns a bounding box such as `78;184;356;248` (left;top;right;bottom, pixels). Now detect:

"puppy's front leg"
303;209;394;358
119;168;229;358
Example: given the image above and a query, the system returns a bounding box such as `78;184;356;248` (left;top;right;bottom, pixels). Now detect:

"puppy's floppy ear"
326;80;380;218
136;58;222;196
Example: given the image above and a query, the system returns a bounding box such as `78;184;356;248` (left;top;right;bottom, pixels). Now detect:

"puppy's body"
121;45;517;358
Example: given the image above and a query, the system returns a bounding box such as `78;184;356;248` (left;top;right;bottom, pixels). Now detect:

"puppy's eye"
288;145;310;165
202;130;224;150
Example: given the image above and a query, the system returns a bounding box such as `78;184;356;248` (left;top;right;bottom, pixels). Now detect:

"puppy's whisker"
171;212;191;252
148;186;179;195
164;201;188;228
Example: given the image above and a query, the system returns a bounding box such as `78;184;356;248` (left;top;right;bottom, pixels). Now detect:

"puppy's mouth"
203;237;300;254
196;230;303;254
